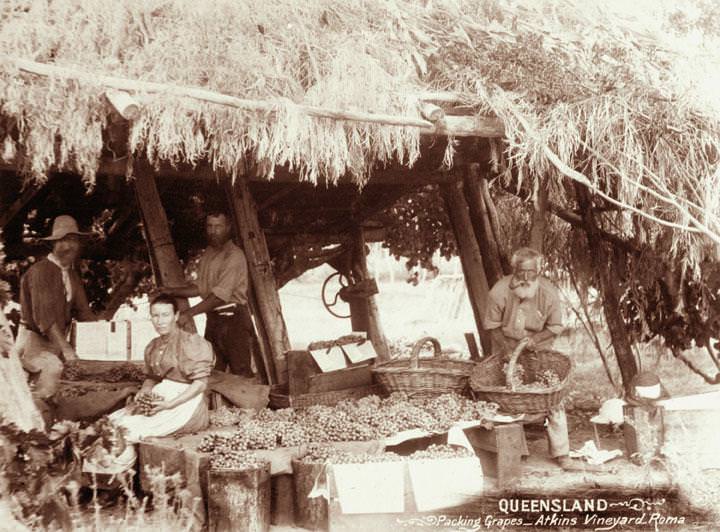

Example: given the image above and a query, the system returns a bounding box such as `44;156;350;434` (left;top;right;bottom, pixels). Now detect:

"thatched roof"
1;0;719;267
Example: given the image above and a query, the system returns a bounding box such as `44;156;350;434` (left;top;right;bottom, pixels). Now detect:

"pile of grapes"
504;363;561;391
197;392;499;452
299;444;474;465
209;406;251;427
209;449;268;471
62;361;146;383
134;392;164;416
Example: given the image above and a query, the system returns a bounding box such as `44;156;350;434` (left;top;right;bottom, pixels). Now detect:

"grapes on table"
299;444;474;465
196;392;499;453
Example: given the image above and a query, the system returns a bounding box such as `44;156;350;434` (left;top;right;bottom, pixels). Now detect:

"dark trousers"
205;306;254;377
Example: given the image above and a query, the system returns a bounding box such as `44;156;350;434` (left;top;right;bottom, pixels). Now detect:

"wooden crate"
269;383;384;409
287;350;373;396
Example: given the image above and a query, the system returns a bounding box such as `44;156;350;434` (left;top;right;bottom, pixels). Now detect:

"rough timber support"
463;164;507;287
132;163;196;332
225;175;290;383
440;180;492;356
351;226;391;361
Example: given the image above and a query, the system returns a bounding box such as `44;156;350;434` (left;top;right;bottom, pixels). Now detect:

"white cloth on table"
109;379;202;443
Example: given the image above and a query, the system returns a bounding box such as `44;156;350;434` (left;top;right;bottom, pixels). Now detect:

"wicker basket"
373;336;473;396
470;340;572;414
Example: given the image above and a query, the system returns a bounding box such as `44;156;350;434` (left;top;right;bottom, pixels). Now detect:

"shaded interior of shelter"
0;135;485;290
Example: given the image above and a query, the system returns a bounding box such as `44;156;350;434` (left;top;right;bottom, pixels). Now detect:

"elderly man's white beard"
511;278;540;300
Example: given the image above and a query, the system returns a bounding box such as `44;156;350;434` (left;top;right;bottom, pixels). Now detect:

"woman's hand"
148;398;173;416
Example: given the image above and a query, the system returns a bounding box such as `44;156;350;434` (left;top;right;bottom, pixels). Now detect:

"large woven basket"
373;336;473;396
470;341;572;414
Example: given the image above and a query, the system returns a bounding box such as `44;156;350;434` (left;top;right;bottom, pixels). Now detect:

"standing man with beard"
160;209;254;378
484;247;575;469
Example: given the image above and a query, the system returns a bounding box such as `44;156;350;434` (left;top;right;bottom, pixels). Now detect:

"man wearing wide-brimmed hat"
15;215;97;405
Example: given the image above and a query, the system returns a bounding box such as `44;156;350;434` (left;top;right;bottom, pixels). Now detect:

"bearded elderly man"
484;247;576;470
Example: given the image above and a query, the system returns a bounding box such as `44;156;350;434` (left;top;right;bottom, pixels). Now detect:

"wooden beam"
6;56;504;138
131;161;196;331
0;183;42;228
463;165;506;286
225;175;291;383
350;226;391;361
440;180;492;356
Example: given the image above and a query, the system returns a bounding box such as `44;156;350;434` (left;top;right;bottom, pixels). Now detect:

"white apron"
109;379;203;443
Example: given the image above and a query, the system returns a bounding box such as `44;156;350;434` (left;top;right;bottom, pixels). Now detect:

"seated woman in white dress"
84;294;214;475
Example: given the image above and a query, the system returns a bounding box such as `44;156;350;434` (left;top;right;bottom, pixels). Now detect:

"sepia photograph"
0;0;719;530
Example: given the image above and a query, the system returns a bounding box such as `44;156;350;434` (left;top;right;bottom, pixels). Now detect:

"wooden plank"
307;366;374;394
225;175;290;383
463;424;527;489
132;164;196;330
464;332;481;361
351;227;390;361
440;180;492;356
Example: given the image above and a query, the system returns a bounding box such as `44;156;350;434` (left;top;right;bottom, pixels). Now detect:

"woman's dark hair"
149;294;180;313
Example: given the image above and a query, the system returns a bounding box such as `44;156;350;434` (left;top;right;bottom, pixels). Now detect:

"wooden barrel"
292;459;328;531
208;464;271;532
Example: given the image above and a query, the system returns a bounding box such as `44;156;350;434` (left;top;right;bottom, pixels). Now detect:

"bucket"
207;463;271;532
292;459;328;531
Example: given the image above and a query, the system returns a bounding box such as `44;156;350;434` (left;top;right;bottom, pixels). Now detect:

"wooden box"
286;350;374;396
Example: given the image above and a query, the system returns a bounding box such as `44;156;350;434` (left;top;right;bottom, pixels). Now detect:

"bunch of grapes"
274;421;309;447
300;444;473;465
300;446;403;465
409;444;474;461
105;364;146;383
241;420;280;450
134;392;164;416
62;360;86;381
210;406;249;427
535;369;561;388
255;407;296;423
210;449;267;471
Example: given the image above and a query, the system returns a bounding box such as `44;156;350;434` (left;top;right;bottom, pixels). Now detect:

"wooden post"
132;163;196;331
463;164;506;287
440;180;492;356
225;175;290;382
576;185;637;393
351;226;391;360
530;177;549;253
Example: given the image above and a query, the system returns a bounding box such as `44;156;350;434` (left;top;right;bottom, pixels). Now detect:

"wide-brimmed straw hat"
41;215;93;241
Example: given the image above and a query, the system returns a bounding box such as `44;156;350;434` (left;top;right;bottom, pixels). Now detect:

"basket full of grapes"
372;337;473;396
469;339;572;414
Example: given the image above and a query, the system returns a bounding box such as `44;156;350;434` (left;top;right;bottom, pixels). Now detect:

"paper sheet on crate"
342;341;376;364
75;321;108;358
75;321;129;360
408;457;483;512
310;346;347;372
332;462;405;514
